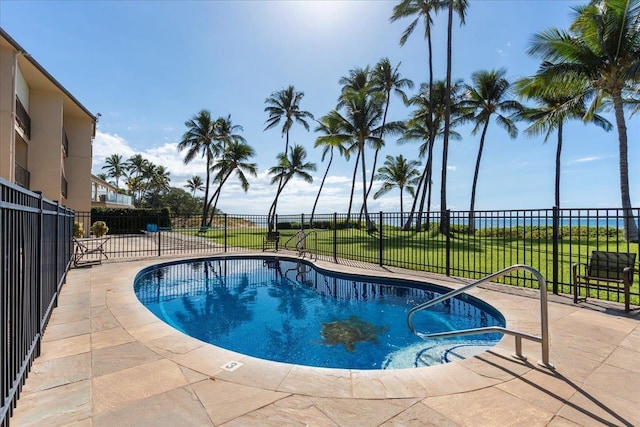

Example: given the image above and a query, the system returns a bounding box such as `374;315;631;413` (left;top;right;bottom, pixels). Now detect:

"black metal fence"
74;207;639;307
1;179;74;427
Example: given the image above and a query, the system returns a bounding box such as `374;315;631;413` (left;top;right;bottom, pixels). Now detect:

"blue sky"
1;0;637;215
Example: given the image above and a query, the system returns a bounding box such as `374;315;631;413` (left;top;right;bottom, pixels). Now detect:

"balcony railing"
96;191;133;206
63;129;69;156
15;96;31;139
61;175;68;199
14;162;30;189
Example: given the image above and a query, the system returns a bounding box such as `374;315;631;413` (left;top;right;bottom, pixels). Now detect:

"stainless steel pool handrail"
283;229;317;259
407;264;554;369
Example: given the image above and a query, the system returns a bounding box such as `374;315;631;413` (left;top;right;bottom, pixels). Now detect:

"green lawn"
184;226;639;306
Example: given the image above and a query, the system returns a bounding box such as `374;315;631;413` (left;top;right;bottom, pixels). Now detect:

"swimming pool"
134;256;505;370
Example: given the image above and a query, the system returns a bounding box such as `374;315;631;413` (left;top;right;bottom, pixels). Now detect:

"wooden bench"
262;231;279;251
573;251;636;312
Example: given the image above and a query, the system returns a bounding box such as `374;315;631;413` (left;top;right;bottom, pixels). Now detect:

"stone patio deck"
10;254;640;426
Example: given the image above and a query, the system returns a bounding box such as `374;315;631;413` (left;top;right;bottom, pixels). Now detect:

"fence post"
54;200;60;298
157;213;161;257
301;213;305;230
445;209;451;277
552;206;559;294
224;213;228;252
379;211;383;267
333;212;338;262
35;191;44;357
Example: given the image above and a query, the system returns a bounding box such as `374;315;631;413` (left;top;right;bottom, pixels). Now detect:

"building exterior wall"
0;45;15;180
0;28;95;212
28;89;63;200
65;116;93;211
16;65;28;110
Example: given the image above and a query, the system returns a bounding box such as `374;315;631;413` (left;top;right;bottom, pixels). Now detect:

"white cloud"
570;156;602;164
92;132;136;167
447;165;457;171
92;131;206;186
91;130;412;215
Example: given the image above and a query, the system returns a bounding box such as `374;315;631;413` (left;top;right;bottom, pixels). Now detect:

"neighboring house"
0;27;96;213
91;174;134;209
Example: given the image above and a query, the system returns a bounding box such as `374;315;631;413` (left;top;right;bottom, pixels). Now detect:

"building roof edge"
0;26;97;124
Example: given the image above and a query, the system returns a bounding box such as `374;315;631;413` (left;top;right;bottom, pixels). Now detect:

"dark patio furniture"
573;251;636;312
73;236;109;267
262;231;279;251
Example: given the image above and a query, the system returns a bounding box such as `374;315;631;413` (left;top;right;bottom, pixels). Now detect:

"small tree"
91;221;109;237
73;221;84;238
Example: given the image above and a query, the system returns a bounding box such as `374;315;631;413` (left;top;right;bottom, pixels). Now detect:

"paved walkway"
11;254;640;426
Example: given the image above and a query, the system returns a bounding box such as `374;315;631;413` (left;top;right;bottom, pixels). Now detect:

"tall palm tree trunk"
612;90;639;242
440;0;454;235
200;155;212;229
425;138;436;231
416;147;433;232
468;120;490;234
402;165;426;231
268;177;290;231
404;32;435;233
208;170;234;226
361;97;391;221
346;154;360;224
268;131;291;231
310;149;333;227
418;28;437;233
359;141;375;231
555;122;563;209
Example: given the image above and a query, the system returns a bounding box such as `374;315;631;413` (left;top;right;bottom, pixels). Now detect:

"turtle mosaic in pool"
134;256;505;370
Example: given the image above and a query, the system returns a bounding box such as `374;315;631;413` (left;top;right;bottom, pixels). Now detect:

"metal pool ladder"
407;264;554;369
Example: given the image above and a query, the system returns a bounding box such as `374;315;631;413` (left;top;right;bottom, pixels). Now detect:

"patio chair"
572;250;636;312
262;231;279;251
73;236;109;267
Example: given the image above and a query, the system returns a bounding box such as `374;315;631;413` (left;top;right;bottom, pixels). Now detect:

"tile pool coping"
10;252;640;426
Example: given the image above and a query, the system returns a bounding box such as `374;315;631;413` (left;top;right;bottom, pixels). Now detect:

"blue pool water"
134;256;505;370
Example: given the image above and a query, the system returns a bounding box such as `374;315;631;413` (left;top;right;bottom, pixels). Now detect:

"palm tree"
125;154;149;205
330;88;404;231
267;145;316;230
184;176;205;197
515;76;612;209
391;0;446;225
337;67;372;221
338;66;372;107
401;80;467;231
365;58;414;208
207;140;258;224
143;165;171;208
178;109;218;228
441;0;469;234
311;115;350;226
204;115;248;219
95;173;109;182
528;0;639;242
391;0;466;233
398;80;467;232
264;85;314;156
373;155;422;219
102;154;126;190
462;68;522;233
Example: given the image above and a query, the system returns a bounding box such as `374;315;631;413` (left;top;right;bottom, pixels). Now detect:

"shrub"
73;221;84;238
91;207;171;235
91;221;109;237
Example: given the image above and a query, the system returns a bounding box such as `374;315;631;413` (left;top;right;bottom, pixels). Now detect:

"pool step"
383;340;498;369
